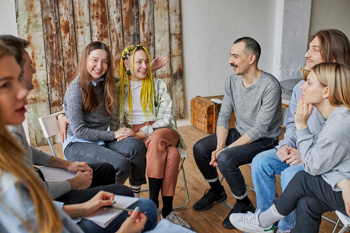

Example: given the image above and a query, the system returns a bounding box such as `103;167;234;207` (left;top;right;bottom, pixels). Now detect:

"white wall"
181;0;277;123
309;0;350;38
0;1;17;35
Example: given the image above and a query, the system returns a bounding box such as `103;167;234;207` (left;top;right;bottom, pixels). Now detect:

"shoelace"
238;209;260;225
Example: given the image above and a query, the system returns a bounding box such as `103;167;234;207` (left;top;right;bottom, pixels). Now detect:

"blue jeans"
251;148;304;231
65;137;146;185
78;198;158;233
194;128;278;198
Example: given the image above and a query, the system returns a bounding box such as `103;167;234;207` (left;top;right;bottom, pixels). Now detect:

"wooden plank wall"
15;0;185;146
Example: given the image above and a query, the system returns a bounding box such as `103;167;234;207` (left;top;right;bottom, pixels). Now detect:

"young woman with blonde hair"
119;45;192;230
230;62;350;233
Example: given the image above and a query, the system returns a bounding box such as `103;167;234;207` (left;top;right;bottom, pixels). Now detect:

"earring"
126;69;131;75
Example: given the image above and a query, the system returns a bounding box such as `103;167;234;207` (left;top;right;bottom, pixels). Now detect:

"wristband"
223;145;228;150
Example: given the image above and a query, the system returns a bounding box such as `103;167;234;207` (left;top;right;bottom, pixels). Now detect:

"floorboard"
37;125;342;233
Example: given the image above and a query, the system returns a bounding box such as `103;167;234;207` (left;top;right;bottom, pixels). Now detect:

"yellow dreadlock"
120;45;158;127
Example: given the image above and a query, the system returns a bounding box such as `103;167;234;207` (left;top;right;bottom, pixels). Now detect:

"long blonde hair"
313;62;350;109
0;42;63;232
119;45;157;126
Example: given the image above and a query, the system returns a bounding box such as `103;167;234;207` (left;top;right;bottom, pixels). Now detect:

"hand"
82;191;115;217
67;161;93;173
68;171;92;190
114;128;135;140
135;131;147;140
295;97;313;130
209;148;224;168
151;57;169;71
339;179;350;217
116;208;147;233
58;113;69;142
277;146;302;165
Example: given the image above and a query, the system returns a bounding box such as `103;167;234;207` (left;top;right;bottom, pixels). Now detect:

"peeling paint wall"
14;0;186;146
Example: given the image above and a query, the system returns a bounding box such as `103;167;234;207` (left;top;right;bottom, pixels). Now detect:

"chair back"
172;103;188;159
38;112;61;156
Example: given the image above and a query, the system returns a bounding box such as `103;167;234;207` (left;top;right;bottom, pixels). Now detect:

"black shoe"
222;201;256;229
193;189;227;211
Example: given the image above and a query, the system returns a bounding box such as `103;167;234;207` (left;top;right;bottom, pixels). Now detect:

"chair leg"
174;158;190;209
332;218;341;233
47;138;57;157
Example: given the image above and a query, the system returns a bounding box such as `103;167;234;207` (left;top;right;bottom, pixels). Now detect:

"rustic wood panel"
153;0;171;85
169;0;185;118
122;0;139;46
16;0;51;147
90;0;110;46
41;0;65;114
58;0;78;86
72;0;91;61
139;0;155;62
108;0;124;77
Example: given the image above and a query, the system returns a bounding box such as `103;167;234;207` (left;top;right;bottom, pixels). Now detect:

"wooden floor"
39;125;342;233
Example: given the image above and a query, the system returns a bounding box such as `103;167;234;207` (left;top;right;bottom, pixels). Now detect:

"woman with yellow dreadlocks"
119;45;192;230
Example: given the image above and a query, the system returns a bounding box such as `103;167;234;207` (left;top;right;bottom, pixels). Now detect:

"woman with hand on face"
0;41;158;233
119;45;192;230
229;62;350;233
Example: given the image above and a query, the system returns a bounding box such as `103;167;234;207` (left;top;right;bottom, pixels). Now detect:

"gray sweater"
64;77;115;141
218;71;282;141
296;106;350;191
7;124;71;199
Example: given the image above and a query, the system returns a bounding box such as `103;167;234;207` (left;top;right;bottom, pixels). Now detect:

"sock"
209;180;224;194
236;196;251;206
130;185;141;198
258;205;284;229
148;178;163;208
162;196;174;217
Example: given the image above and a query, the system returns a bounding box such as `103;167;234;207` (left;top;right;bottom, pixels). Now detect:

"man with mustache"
192;37;282;230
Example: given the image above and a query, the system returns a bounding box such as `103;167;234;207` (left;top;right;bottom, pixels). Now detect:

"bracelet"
56;112;65;120
223;145;228;150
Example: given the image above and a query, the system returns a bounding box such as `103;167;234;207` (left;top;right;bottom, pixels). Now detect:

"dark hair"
234;37;261;61
0;35;30;67
310;29;350;67
77;41;115;114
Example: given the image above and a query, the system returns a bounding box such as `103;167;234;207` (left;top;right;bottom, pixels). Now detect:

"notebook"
38;167;75;182
84;195;139;228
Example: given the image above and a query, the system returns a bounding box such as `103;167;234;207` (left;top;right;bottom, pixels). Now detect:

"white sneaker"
229;209;274;233
163;211;193;230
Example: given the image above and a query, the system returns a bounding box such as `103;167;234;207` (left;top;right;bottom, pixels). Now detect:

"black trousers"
273;171;347;233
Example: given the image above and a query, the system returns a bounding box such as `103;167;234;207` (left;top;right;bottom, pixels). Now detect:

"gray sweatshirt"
64;77;114;141
296;106;350;191
7;124;71;199
217;71;282;141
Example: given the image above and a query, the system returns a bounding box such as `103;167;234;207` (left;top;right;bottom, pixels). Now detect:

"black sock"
162;196;174;217
148;178;163;208
209;180;224;194
237;196;251;206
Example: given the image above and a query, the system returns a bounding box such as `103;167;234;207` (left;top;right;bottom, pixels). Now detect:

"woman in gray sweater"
63;42;147;196
229;62;350;233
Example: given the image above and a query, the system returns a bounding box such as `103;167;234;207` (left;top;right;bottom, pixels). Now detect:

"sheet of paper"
38;167;75;182
84;195;139;228
210;98;222;104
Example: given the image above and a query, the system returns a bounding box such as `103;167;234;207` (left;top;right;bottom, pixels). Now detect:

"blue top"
0;170;83;233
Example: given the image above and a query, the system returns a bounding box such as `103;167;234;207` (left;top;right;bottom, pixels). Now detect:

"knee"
217;151;236;171
251;153;268;172
193;139;207;159
281;166;303;189
127;138;147;155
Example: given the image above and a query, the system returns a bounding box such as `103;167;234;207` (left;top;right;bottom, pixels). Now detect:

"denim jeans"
78;198;158;233
193;128;278;198
64;137;146;185
273;171;347;233
251;149;304;231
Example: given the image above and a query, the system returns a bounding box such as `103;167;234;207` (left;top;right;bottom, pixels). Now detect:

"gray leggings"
64;137;146;186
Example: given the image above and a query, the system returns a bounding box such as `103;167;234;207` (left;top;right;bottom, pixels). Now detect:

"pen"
103;205;147;214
